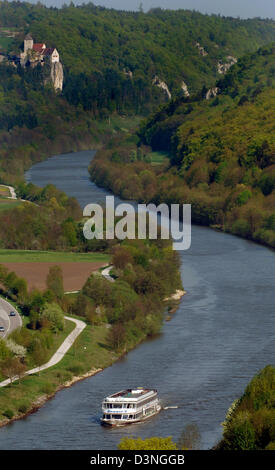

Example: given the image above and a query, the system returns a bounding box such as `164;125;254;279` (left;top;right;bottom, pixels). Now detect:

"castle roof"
25;34;33;40
33;43;46;52
42;47;56;57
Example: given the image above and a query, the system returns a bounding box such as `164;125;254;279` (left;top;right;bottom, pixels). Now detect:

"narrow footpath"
0;316;86;388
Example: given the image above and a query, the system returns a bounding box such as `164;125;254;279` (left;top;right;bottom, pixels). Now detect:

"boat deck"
109;388;151;399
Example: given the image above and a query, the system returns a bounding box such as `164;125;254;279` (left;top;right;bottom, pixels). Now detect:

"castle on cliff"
20;34;63;91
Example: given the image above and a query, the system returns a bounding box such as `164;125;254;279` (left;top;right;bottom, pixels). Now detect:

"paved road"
7;185;17;200
0;298;22;339
101;265;115;282
0;316;86;387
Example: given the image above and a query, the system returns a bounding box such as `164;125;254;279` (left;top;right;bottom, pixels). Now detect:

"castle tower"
24;34;33;54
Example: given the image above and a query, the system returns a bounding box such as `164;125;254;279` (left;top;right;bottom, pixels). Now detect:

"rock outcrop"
50;61;63;91
181;80;190;97
123;68;133;79
195;42;208;56
206;87;219;100
217;56;237;74
152;75;171;100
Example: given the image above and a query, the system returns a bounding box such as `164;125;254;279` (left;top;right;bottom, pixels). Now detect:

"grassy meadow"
0;250;110;264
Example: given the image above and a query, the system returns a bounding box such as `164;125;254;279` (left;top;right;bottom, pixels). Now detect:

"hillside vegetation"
1;2;275;185
219;366;275;450
2;2;275;95
90;44;275;248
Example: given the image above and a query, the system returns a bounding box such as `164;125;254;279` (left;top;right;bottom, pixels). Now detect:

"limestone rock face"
181;80;190;97
51;61;63;91
152;75;171;100
123;68;133;79
217;56;237;74
206;87;219;100
195;42;208;56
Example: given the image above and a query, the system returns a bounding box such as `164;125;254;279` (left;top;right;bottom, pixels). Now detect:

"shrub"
236;189;252;206
3;409;14;419
66;363;85;375
231;218;251;237
18;402;28;414
41;302;65;332
224;412;256;450
40;382;55;395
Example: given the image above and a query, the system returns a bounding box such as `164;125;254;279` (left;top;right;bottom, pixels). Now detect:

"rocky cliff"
152;76;171;100
50;62;63;91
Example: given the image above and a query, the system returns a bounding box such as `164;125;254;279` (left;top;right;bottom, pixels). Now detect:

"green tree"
41;302;65;333
32;342;47;374
177;423;201;450
0;356;26;384
46;265;64;300
0;339;12;361
107;323;127;352
118;437;178;450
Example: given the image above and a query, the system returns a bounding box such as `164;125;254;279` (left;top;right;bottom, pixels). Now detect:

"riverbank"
88;137;275;250
216;365;275;450
0;115;142;187
0;321;119;427
0;366;103;428
0;287;185;428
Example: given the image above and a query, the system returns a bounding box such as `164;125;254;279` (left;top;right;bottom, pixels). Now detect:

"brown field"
2;262;106;292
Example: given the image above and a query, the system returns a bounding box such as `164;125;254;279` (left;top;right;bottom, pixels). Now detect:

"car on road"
9;311;16;316
0;326;5;332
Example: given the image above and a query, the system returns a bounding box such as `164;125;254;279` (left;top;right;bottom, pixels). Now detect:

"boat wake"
163;406;179;410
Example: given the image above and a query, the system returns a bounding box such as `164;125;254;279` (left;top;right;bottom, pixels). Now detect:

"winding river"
0;150;274;450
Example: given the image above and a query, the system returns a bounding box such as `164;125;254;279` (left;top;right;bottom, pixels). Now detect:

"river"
0;150;274;450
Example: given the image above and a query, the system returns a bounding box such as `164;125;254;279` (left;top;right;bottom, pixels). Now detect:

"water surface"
0;150;274;449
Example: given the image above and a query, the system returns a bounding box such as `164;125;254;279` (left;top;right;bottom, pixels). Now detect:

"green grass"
0;36;13;50
0;27;18;32
0;319;75;382
96;115;142;134
0;249;110;263
0;321;118;421
0;199;23;212
0;186;10;197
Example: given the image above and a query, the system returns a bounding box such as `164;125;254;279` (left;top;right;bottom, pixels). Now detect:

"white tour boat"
101;388;161;426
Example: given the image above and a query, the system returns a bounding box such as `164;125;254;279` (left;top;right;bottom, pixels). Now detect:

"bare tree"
178;423;201;450
1;356;26;384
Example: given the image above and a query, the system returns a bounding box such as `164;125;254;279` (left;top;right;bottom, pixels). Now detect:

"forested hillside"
1;1;275;109
90;44;275;248
1;1;275;220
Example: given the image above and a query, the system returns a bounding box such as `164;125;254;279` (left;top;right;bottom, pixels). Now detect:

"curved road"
7;185;17;200
0;297;22;339
101;265;115;282
0;316;86;387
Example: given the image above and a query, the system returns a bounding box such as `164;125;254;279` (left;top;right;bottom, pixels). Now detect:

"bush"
236;189;252;206
231;218;251;237
3;409;14;419
66;363;85;375
41;302;65;332
266;441;275;450
18;402;28;414
224;412;256;450
40;382;55;395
